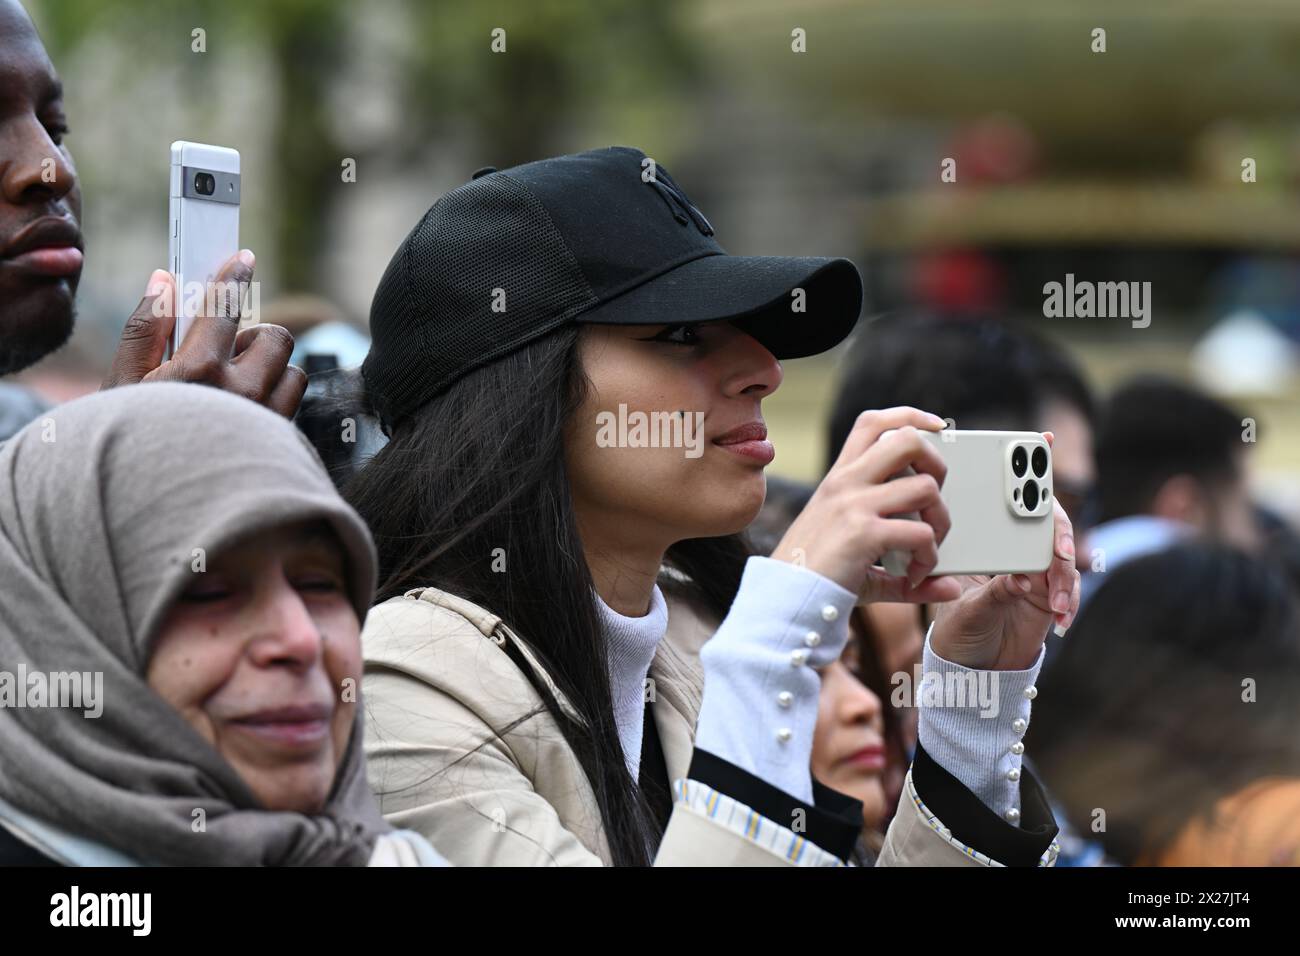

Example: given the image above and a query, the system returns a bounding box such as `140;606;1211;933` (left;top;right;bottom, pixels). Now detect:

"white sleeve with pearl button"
915;622;1044;826
693;556;856;806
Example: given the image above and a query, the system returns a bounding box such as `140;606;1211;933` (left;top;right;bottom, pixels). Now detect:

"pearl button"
1012;718;1027;734
1004;808;1021;824
1011;742;1025;755
821;605;839;622
790;649;808;667
777;691;793;708
804;631;822;647
1007;768;1021;782
776;728;792;743
1024;686;1038;700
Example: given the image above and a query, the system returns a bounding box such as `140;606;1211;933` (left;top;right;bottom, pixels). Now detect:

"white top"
593;584;669;779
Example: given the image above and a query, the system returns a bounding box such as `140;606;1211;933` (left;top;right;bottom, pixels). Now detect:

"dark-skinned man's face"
0;0;82;376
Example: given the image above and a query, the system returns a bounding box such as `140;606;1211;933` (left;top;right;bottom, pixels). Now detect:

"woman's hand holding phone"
772;406;963;604
928;433;1082;672
774;413;1079;673
101;251;307;417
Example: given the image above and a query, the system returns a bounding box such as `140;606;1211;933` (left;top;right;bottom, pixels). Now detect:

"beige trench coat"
362;585;1053;866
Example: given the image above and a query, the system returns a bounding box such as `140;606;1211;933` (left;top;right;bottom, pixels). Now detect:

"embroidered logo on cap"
645;168;714;236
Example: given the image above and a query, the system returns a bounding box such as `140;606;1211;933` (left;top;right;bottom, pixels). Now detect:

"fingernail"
928;414;947;427
237;249;255;269
1052;591;1070;613
1053;622;1069;638
1060;534;1075;559
1013;574;1033;592
146;268;169;296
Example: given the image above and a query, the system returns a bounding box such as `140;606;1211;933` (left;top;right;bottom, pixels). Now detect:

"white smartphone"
880;430;1054;577
168;141;240;354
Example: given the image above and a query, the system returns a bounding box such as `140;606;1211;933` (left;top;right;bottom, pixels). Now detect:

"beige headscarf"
0;383;390;865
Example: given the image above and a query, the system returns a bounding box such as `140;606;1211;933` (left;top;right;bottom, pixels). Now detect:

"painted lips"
713;421;775;464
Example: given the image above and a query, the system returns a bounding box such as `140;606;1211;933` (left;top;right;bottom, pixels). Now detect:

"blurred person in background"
1082;377;1260;605
810;626;911;866
0;384;442;866
257;294;385;487
1254;503;1300;597
295;361;387;488
824;315;1043;460
1029;544;1300;866
772;315;1095;759
663;556;913;865
1019;330;1097;539
0;0;303;439
817;315;1043;756
810;314;1101;865
751;315;1096;550
822;314;1096;532
259;294;371;372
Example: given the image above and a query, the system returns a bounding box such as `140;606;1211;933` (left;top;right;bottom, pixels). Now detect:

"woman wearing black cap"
346;147;1079;866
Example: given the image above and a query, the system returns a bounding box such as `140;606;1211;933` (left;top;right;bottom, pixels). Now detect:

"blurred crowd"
750;313;1300;866
3;0;1300;871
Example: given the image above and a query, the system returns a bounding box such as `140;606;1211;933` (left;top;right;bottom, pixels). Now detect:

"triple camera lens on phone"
1009;440;1051;517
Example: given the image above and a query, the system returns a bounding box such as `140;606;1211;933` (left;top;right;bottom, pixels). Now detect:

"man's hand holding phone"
101;250;307;418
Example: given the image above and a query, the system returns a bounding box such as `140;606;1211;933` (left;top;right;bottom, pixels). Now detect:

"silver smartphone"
881;429;1054;577
168;141;240;354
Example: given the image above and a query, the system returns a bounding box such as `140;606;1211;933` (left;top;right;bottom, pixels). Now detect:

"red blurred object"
948;114;1040;185
913;250;1007;314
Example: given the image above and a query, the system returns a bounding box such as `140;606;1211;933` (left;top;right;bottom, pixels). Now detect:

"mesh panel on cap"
364;173;598;427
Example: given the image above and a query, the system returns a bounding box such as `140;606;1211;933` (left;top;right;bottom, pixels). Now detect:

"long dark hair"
345;326;749;865
1029;543;1300;864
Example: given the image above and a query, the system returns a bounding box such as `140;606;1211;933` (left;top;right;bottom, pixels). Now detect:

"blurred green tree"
34;0;696;290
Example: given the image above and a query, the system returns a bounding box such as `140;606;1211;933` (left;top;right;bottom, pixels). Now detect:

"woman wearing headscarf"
0;382;443;866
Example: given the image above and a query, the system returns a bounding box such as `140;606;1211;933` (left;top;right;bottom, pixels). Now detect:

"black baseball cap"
362;146;863;429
